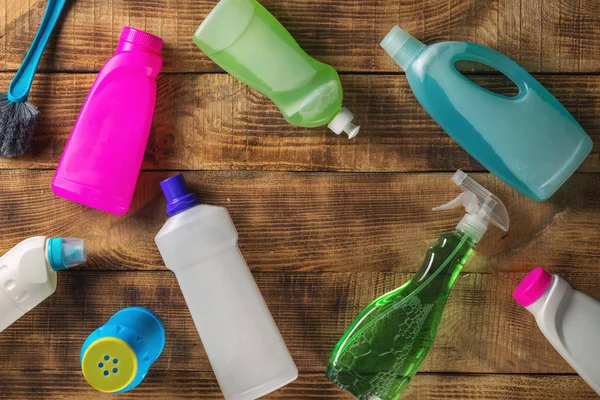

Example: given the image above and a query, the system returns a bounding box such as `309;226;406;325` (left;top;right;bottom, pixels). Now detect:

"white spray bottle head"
432;170;509;243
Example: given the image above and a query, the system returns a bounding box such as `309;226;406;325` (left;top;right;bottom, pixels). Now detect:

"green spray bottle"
326;171;509;399
193;0;360;138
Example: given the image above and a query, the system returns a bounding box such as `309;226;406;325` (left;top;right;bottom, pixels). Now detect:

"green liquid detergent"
193;0;359;138
327;171;510;399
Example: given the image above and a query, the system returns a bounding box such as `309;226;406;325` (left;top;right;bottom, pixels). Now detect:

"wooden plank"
0;73;599;172
0;271;598;375
1;170;599;273
402;374;598;400
540;0;599;73
0;370;595;399
1;0;599;73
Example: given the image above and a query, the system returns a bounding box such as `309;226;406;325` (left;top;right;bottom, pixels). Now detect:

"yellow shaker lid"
81;337;138;393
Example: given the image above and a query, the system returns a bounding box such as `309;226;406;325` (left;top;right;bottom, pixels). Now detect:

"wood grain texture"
1;0;599;399
1;271;599;375
0;371;595;399
1;0;600;73
0;170;599;273
0;73;599;172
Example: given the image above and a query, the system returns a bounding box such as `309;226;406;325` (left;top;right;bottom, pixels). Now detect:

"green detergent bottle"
193;0;359;138
326;171;509;399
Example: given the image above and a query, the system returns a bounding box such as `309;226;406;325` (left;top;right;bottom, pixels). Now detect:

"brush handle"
7;0;68;103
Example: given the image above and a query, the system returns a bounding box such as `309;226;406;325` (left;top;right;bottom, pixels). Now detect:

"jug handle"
450;43;530;100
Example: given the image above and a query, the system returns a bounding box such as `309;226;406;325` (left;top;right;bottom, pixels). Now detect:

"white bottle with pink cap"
514;267;600;394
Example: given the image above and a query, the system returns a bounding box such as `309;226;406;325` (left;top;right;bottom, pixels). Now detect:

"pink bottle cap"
513;267;553;307
119;27;163;54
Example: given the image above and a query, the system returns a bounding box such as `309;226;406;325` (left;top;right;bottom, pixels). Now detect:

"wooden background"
1;0;600;399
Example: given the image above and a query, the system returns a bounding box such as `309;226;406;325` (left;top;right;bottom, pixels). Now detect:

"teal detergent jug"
381;26;592;201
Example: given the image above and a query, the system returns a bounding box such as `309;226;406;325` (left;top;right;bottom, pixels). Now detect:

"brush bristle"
0;93;40;157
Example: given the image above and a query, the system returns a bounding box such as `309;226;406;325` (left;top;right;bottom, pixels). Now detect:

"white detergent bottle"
0;236;87;333
154;174;298;400
514;267;600;394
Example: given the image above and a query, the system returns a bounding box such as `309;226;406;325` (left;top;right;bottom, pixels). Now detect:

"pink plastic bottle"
52;27;163;215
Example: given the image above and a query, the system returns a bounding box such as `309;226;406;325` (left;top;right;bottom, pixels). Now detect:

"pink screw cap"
514;267;553;307
119;27;163;54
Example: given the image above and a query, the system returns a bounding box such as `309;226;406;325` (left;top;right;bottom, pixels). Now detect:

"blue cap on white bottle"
160;174;200;216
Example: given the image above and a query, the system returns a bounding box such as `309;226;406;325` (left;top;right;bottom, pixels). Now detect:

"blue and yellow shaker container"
80;307;165;393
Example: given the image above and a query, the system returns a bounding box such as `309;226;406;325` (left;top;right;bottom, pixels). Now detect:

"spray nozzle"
433;170;509;243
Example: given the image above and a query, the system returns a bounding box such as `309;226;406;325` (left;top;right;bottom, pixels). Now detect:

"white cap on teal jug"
380;26;426;70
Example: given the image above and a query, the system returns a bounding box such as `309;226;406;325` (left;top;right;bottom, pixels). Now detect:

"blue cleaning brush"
0;0;67;157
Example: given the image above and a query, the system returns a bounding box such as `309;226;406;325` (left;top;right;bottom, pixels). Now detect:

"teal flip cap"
47;237;87;271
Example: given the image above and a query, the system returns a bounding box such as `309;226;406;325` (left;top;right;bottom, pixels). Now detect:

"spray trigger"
432;171;509;243
432;192;479;214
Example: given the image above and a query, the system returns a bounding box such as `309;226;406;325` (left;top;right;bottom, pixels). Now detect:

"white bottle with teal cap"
0;236;86;333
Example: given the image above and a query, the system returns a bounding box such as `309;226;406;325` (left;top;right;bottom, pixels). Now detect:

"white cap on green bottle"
328;108;360;138
433;170;510;243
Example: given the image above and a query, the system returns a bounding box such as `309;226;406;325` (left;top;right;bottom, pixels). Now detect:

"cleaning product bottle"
380;26;592;202
81;307;165;393
193;0;360;138
52;27;163;215
326;171;509;400
154;174;298;400
514;267;600;395
0;236;87;333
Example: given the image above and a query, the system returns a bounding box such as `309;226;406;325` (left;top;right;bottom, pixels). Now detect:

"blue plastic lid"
81;307;166;393
160;174;200;216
